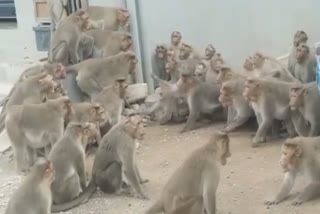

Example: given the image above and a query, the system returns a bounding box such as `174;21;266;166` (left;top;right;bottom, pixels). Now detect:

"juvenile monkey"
293;42;317;83
169;31;183;55
265;137;320;206
86;6;130;32
5;96;73;172
165;57;180;83
85;29;133;58
289;82;320;136
152;44;170;87
50;114;149;212
179;43;201;60
49;122;98;205
145;131;231;214
288;30;309;75
5;158;55;214
242;77;297;146
49;10;92;66
0;74;58;134
204;44;216;60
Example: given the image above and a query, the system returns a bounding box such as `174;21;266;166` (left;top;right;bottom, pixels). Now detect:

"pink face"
55;64;66;79
155;45;167;59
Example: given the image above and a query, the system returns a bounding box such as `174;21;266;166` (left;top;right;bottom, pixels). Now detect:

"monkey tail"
51;179;97;213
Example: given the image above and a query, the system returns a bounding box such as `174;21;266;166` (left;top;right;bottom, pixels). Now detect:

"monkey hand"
264;199;280;206
291;198;303;206
140;179;150;184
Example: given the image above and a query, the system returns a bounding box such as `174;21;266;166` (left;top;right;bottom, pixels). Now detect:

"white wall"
136;0;320;90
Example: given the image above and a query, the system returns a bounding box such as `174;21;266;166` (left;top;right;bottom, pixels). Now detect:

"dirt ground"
0;122;320;214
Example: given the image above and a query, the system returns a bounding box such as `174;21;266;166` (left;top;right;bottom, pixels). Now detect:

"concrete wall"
136;0;320;89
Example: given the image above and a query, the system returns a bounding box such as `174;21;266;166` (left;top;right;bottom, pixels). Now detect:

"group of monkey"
1;1;320;213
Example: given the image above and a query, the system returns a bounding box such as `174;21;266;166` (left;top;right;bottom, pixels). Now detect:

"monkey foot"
291;200;303;206
264;200;279;206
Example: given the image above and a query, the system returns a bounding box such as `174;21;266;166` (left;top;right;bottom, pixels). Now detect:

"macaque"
50;115;149;212
92;80;128;136
293;43;317;83
204;44;216;60
166;57;180;83
170;31;182;54
86;6;130;32
145;131;231;214
265;137;320;206
49;10;92;66
0;74;58;134
175;73;224;132
216;65;246;86
288;31;309;75
242;77;297;146
66;51;137;99
5;96;73;172
289;83;320;136
242;57;254;73
84;29;133;58
194;61;208;82
152;44;170;87
219;79;254;132
179;43;201;60
5;158;55;214
49;122;98;205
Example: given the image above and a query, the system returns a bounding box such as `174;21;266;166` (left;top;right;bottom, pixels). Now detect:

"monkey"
47;0;69;36
242;57;255;73
0;74;59;134
179;43;201;60
49;9;92;66
85;6;130;32
204;44;216;60
77;34;95;61
142;74;189;125
5;158;55;214
145;131;231;214
5;96;73;172
49;122;98;206
165;57;180;83
49;114;149;212
174;72;224;132
152;44;170;87
289;82;320;136
242;77;297;146
71;51;137;99
169;31;183;55
0;62;67;108
216;65;247;86
288;30;309;75
84;29;133;58
265;137;320;206
194;61;208;82
293;42;317;83
219;79;254;132
92;80;128;136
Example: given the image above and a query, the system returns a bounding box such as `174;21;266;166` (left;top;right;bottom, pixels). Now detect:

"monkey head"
89;103;106;124
171;31;182;46
125;114;145;140
242;78;261;102
194;62;208;81
252;52;265;69
219;84;233;107
120;34;133;51
289;86;305;110
44;63;66;79
293;30;308;47
73;10;91;32
125;51;137;74
155;45;167;59
165;57;178;74
179;43;192;60
82;122;99;145
166;49;176;60
243;57;254;71
113;79;129;99
33;158;55;184
205;44;216;60
117;8;130;29
295;43;309;63
216;66;233;86
210;54;224;73
211;131;231;166
280;139;303;173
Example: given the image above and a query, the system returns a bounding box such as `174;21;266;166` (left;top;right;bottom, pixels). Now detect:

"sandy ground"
0;122;320;214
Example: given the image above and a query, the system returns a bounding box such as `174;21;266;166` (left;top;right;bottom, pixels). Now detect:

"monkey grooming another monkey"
145;131;231;214
265;136;320;206
49;9;92;66
5;97;73;172
86;6;130;32
289;82;320;136
49;122;98;206
50;114;149;212
84;29;133;58
242;77;297;146
293;43;317;83
5;158;55;214
152;44;170;87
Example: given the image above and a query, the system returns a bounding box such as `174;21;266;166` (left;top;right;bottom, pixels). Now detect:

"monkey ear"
295;145;303;157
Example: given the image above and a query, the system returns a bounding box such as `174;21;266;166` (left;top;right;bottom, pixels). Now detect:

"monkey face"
155;46;167;59
82;123;98;144
205;44;216;59
289;87;304;110
117;9;130;26
179;44;191;60
90;104;106;124
293;31;308;46
279;142;303;173
216;69;232;85
121;35;133;51
75;11;90;32
54;63;67;79
219;86;233;107
295;43;309;62
242;79;260;102
171;31;182;46
126;115;145;140
165;58;178;73
194;63;207;76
